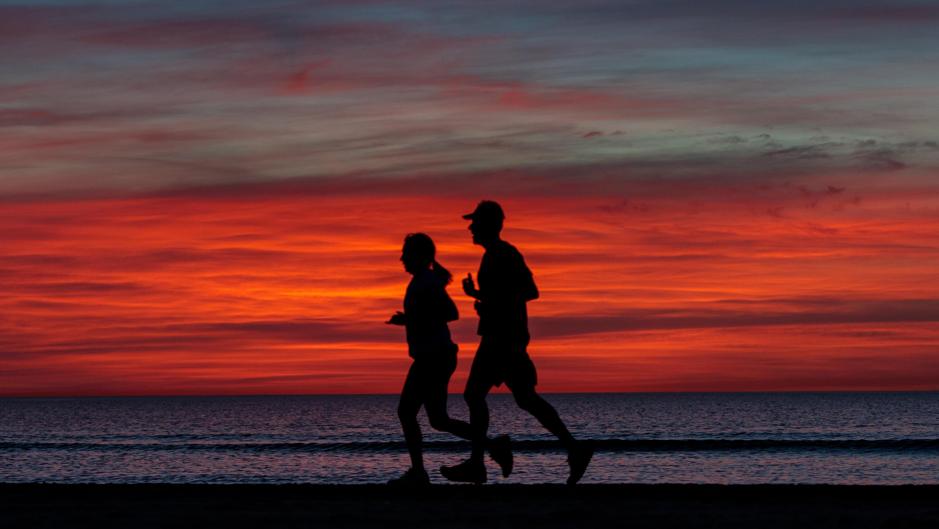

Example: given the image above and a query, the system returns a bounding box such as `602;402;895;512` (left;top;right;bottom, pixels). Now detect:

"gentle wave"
2;439;938;453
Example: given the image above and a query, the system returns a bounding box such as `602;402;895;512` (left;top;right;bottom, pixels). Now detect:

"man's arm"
462;273;481;300
520;266;539;302
515;249;539;302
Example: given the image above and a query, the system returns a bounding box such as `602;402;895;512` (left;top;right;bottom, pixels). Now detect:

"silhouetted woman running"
386;233;510;485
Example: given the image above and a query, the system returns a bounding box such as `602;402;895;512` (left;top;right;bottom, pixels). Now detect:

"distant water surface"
1;393;937;484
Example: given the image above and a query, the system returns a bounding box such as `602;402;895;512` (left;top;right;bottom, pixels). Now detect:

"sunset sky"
2;0;939;396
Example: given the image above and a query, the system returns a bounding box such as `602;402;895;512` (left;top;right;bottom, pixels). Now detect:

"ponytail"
403;232;452;284
431;259;453;284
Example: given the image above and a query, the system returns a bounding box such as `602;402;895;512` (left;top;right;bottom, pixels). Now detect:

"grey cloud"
754;136;939;172
529;298;939;338
762;145;836;160
852;139;939;171
707;135;747;145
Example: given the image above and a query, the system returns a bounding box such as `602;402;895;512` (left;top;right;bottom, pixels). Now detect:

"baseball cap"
462;200;505;222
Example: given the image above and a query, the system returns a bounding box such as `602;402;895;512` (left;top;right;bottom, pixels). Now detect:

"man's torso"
476;240;534;340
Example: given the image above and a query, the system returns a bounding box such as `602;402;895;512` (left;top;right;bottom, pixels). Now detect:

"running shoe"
566;441;594;486
440;459;487;484
388;467;430;487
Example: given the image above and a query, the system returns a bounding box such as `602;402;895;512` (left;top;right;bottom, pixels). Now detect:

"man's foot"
440;459;487;484
566;441;594;486
388;467;430;486
488;435;513;478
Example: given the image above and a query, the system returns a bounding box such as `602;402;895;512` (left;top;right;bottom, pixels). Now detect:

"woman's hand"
386;311;406;326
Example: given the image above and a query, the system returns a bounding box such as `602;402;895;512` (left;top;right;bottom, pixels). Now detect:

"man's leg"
509;384;575;450
507;353;594;485
463;368;493;463
440;347;497;483
434;378;512;479
428;354;512;478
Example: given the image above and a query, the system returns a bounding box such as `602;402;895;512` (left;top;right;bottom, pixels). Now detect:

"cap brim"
462;213;475;220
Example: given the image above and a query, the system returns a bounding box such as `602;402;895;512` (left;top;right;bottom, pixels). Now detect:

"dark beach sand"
2;484;937;529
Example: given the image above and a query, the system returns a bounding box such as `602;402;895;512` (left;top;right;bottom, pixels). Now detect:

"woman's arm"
440;289;459;323
386;311;406;325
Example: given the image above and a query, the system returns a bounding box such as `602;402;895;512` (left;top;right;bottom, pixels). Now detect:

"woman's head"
401;233;451;283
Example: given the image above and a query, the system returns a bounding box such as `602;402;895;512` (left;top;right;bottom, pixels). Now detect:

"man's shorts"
467;335;538;390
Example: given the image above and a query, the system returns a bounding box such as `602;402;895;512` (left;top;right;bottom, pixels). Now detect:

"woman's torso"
404;269;458;360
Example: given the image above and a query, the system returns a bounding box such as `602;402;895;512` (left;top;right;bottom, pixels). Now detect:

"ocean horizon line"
2;390;937;399
6;438;938;454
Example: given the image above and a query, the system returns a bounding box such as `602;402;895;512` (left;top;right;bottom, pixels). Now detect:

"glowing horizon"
2;0;939;396
3;175;938;396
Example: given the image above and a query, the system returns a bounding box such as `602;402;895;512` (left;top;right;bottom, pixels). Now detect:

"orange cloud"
2;176;938;396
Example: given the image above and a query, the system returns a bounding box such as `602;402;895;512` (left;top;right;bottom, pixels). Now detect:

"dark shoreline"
2;484;938;528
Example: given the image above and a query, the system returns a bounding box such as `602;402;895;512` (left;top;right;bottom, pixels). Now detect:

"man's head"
463;200;504;246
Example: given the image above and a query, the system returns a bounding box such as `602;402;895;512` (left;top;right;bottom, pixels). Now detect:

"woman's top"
404;268;459;360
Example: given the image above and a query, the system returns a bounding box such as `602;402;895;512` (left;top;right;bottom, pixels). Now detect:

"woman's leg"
397;362;425;471
424;355;473;440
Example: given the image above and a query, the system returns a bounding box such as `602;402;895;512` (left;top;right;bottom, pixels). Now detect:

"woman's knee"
427;412;451;432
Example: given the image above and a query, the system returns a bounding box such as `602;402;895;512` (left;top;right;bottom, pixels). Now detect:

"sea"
1;393;937;485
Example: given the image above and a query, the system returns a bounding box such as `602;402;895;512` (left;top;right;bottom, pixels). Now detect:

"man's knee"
463;385;486;407
463;392;480;412
512;386;541;412
397;402;417;422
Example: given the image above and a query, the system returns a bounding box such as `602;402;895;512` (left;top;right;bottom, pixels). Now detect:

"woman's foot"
488;435;513;478
388;467;430;486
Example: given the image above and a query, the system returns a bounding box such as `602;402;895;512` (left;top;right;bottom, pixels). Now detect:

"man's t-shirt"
476;240;538;340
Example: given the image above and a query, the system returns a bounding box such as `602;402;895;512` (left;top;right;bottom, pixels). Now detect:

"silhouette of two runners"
388;203;593;485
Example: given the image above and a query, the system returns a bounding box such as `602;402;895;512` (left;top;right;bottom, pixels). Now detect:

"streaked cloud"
2;176;938;394
2;0;938;394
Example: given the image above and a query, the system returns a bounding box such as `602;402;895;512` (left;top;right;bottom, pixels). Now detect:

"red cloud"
2;177;938;395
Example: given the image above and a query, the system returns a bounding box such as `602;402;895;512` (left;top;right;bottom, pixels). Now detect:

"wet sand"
2;484;937;529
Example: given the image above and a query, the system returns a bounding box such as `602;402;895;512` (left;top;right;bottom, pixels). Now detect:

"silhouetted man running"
441;200;594;485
